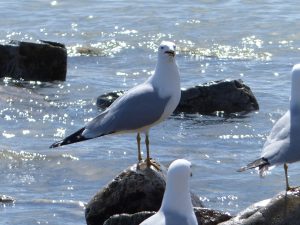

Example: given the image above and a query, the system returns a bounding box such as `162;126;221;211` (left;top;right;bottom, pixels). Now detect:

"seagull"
50;41;181;169
238;64;300;191
140;159;198;225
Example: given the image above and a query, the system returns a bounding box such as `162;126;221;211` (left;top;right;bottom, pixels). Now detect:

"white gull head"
149;41;181;121
161;159;194;214
140;159;198;225
157;41;177;62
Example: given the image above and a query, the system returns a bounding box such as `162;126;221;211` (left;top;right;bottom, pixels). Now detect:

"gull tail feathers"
237;157;270;173
50;127;91;148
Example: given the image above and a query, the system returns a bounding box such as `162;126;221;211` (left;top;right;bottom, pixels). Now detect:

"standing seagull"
140;159;198;225
238;64;300;191
50;41;181;169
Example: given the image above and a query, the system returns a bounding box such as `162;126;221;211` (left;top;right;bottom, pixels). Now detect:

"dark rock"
177;79;259;115
96;79;259;115
194;207;231;225
0;195;15;203
219;188;300;225
85;161;202;225
103;207;231;225
0;40;67;82
97;90;125;109
103;211;155;225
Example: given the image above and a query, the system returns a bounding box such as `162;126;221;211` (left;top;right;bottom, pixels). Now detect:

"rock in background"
96;79;259;115
0;40;67;82
85;161;203;225
177;79;258;114
219;188;300;225
0;195;14;203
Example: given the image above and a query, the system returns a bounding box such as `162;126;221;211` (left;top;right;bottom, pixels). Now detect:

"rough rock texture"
194;207;231;225
103;207;231;225
103;211;155;225
219;188;300;225
85;161;202;225
0;40;67;81
96;79;259;115
0;195;14;203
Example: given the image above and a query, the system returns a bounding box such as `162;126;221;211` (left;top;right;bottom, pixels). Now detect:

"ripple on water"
65;30;272;62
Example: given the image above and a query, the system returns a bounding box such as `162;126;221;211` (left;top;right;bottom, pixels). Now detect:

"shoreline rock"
0;40;67;82
103;208;231;225
219;188;300;225
96;79;259;115
85;161;202;225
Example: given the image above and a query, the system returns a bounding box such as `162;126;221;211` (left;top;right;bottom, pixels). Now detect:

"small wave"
67;40;130;57
177;36;272;61
0;149;79;162
31;199;86;208
66;35;272;61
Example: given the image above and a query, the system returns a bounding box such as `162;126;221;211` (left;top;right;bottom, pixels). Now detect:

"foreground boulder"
103;211;154;225
219;188;300;225
96;79;259;115
0;40;67;82
85;161;202;225
103;207;231;225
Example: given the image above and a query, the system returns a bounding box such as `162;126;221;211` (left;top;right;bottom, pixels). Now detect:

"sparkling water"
1;1;300;224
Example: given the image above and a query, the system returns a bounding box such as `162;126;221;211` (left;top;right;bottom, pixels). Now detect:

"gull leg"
284;163;291;191
136;133;142;161
145;133;160;171
145;134;151;167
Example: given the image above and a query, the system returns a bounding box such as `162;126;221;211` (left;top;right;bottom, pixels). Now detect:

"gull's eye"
173;45;176;49
160;46;164;50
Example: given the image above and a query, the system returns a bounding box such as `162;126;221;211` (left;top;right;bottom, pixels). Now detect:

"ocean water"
1;1;300;224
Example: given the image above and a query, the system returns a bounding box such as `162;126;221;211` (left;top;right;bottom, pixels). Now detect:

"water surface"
1;1;300;224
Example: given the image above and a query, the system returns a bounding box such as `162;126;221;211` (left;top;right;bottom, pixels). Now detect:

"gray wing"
83;83;170;138
263;111;290;147
261;111;290;163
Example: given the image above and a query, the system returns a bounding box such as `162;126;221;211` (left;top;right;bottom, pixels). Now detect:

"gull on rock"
238;64;300;191
140;159;198;225
50;41;181;169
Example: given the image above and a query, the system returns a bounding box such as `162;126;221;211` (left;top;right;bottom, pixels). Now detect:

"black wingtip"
237;157;269;172
49;127;89;148
49;141;63;148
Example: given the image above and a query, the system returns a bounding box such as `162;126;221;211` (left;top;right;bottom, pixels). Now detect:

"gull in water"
140;159;198;225
50;41;181;169
238;64;300;191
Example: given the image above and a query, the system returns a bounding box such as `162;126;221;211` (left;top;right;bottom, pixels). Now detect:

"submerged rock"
0;40;67;82
96;79;259;115
85;161;202;225
103;207;231;225
219;188;300;225
0;195;15;203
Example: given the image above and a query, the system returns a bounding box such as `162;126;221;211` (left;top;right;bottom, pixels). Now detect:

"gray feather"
237;158;269;172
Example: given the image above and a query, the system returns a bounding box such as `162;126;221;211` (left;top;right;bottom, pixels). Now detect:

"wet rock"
194;207;231;225
177;79;259;115
0;195;15;203
97;91;125;109
96;79;259;115
103;207;231;225
85;161;202;225
0;40;67;82
219;188;300;225
103;211;155;225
